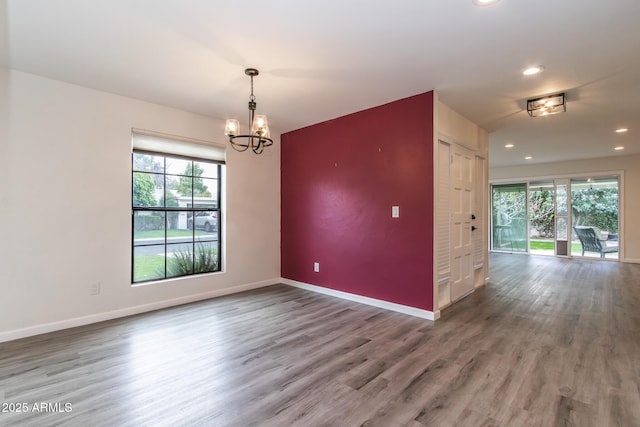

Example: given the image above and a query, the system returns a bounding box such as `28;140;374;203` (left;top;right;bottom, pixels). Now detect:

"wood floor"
1;254;639;426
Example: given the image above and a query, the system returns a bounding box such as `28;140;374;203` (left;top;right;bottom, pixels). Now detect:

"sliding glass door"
491;183;528;253
491;176;620;261
571;177;619;260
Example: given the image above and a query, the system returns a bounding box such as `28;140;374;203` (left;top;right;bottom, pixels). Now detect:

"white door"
450;143;474;301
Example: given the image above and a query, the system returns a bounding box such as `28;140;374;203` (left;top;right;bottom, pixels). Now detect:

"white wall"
490;154;640;263
437;101;489;156
0;68;281;341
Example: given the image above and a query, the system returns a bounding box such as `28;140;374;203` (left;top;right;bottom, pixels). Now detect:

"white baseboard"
622;258;640;264
281;278;437;320
0;278;279;344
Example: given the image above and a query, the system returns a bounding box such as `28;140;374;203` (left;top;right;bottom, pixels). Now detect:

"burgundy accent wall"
281;91;434;311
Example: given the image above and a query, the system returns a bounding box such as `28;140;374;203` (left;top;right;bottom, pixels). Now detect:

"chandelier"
224;68;273;154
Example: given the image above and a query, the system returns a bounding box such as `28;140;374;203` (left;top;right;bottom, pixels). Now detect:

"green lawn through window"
529;241;584;252
530;241;554;250
133;254;165;282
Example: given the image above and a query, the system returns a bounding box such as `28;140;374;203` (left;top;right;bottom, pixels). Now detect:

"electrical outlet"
90;282;101;295
314;262;320;273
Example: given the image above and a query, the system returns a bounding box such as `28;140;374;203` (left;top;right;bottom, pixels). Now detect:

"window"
131;130;224;283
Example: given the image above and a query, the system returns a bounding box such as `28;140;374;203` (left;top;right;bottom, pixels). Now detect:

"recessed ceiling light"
614;146;625;151
473;0;500;6
505;143;515;148
523;66;545;76
615;128;628;133
524;156;533;160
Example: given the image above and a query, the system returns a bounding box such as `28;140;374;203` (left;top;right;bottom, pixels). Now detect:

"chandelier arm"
230;135;273;144
229;134;273;154
231;144;249;152
253;141;264;154
229;136;251;152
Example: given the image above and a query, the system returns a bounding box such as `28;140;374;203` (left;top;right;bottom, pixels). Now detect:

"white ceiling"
2;0;639;167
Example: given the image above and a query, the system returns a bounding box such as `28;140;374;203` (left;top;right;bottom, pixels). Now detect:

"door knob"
471;214;476;220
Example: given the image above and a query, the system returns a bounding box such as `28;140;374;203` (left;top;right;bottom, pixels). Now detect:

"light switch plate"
392;206;400;218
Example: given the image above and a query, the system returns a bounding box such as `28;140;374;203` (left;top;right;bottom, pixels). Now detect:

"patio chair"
573;226;618;258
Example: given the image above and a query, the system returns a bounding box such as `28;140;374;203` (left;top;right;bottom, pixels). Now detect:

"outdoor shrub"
572;188;618;233
193;245;219;272
134;214;163;231
164;243;219;277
